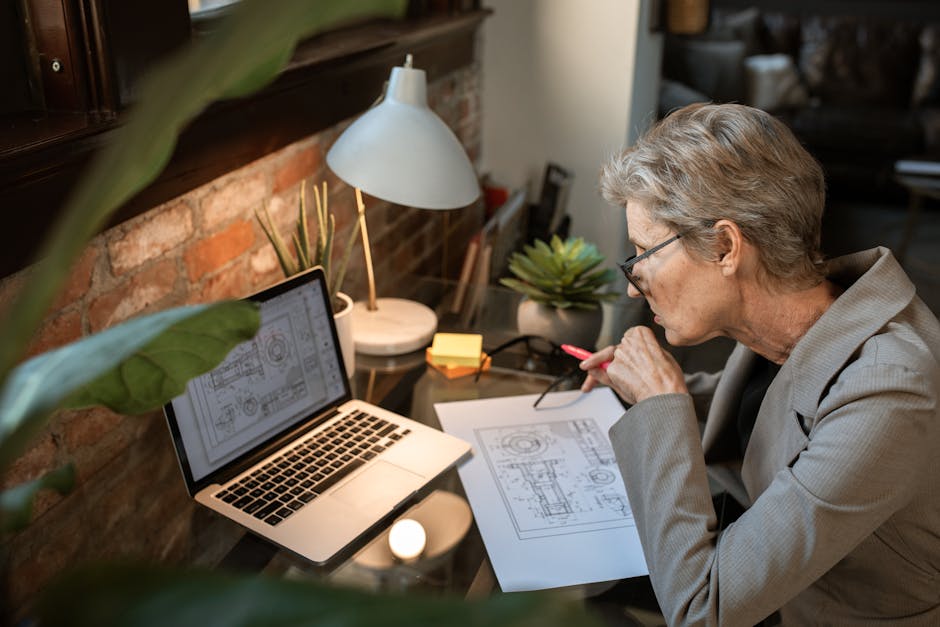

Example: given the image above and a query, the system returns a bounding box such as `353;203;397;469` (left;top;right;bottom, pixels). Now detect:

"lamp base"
351;297;438;355
352;490;472;571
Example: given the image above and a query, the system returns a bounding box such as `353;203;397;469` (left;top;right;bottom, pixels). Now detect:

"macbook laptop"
163;267;471;564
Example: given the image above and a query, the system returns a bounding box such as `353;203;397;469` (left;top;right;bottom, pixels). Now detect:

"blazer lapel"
741;248;914;498
741;370;808;497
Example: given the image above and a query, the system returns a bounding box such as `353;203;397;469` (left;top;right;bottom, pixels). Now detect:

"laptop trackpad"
331;461;424;515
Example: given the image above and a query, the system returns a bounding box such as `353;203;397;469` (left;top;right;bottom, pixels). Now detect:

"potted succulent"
500;235;617;349
256;180;360;373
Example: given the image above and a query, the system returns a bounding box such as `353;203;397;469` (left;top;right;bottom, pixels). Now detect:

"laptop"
163;267;471;564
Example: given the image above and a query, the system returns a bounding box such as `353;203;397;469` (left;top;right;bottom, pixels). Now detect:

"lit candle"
388;518;427;562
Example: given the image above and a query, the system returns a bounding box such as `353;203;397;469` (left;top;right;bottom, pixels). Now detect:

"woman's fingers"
607;327;687;404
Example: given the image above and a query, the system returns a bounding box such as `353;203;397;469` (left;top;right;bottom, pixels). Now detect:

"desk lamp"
327;54;480;355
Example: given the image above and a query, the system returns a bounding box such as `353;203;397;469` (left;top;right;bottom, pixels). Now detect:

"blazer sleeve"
609;361;935;626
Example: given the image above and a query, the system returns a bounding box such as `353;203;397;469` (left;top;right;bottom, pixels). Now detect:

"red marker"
561;344;610;370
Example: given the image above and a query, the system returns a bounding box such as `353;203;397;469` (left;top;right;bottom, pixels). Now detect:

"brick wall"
0;62;483;619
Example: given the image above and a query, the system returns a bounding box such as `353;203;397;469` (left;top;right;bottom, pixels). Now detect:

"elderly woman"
580;103;940;625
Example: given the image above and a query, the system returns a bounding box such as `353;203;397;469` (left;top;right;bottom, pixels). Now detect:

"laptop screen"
165;268;350;490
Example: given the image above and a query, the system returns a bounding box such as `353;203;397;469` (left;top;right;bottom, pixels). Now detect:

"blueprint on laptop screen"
170;279;346;481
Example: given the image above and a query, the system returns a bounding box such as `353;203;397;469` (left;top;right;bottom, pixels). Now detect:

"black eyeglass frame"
473;334;586;409
617;233;682;295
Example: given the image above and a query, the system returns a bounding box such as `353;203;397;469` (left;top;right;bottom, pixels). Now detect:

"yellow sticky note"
428;333;483;367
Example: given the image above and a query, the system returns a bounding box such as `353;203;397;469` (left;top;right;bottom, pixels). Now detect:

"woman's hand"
578;344;616;392
579;326;687;405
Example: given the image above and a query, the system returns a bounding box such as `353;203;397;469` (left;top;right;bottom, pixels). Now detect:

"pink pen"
561;344;610;370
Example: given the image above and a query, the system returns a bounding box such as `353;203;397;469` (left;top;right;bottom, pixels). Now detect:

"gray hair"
601;103;827;289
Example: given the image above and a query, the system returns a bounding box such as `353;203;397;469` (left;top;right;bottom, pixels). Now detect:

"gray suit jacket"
609;248;940;626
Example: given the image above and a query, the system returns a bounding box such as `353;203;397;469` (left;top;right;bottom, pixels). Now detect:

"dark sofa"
660;2;940;200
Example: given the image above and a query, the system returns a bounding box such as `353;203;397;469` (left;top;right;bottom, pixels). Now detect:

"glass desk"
215;278;732;620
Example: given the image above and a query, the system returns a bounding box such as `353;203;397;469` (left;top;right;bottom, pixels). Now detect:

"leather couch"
659;5;940;201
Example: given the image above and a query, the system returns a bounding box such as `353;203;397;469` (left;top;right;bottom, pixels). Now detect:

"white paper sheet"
435;388;648;592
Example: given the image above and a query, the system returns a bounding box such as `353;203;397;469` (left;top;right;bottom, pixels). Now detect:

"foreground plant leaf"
37;563;602;627
63;302;260;414
0;0;404;398
0;301;259;472
0;464;75;532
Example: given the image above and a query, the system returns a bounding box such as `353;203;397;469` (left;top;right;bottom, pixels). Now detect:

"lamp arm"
355;188;378;311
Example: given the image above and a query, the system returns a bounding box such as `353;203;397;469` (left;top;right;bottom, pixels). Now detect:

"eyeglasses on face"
617;233;682;295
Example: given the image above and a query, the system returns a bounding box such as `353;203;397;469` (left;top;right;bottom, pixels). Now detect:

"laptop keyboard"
213;409;411;526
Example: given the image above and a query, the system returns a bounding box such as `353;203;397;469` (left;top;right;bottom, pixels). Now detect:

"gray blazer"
609;248;940;626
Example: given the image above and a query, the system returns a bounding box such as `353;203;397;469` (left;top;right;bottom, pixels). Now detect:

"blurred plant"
500;235;617;309
0;0;601;624
0;0;396;526
256;180;360;310
0;301;259;532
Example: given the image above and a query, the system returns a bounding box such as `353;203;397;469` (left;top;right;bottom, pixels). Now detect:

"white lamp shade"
326;64;480;209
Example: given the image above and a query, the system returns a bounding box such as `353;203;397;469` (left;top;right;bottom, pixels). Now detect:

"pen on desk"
560;344;610;370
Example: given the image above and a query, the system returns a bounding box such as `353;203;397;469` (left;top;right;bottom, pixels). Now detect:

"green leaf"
219;45;295;100
581;267;618;288
0;0;404;399
332;210;362;304
566;253;603;279
503;235;616;307
322;213;335;288
63;302;260;414
297;181;312;270
0;464;75;532
291;232;311;271
499;278;552;302
0;302;259;472
37;562;602;627
507;257;548;285
256;204;299;277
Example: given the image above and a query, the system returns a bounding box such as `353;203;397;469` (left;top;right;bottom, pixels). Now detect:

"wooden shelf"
0;9;488;279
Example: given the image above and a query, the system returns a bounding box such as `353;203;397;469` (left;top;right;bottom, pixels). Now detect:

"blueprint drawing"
436;388;648;591
188;289;331;464
476;417;632;540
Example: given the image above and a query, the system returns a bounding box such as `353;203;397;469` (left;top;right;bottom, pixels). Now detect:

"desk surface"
216;278;730;615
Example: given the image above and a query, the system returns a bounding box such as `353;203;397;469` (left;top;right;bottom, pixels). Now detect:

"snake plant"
256;179;360;309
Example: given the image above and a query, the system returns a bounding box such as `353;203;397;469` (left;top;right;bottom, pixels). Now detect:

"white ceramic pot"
516;298;604;350
333;292;355;376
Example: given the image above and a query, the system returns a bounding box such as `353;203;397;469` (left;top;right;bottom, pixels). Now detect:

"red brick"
199;258;253;302
330;190;358;232
273;144;322;195
183;220;254;283
59;410;131;483
202;171;266;230
53;245;98;310
108;202;193;276
24;308;83;358
95;465;143;540
362;195;392;230
249;245;281;283
87;259;178;332
152;502;193;561
0;64;486;621
8;527;76;612
331;222;361;266
260;193;295;234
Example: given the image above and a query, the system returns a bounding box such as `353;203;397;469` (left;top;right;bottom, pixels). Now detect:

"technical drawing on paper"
475;418;633;540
